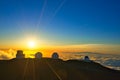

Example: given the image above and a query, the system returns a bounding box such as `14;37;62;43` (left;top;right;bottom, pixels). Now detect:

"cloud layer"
0;49;120;70
59;52;120;70
0;49;16;60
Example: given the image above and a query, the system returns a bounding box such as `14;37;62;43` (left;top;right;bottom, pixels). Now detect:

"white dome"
84;56;90;62
16;50;25;59
52;52;59;59
35;52;42;59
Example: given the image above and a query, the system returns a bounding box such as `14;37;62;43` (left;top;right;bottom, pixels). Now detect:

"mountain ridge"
0;58;120;80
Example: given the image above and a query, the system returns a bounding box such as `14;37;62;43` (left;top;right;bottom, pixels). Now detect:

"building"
35;52;42;59
52;52;59;59
16;50;25;59
84;56;91;62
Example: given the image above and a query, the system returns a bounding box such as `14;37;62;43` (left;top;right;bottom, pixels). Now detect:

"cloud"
0;49;120;70
58;44;120;54
0;49;16;60
59;52;120;70
104;59;120;67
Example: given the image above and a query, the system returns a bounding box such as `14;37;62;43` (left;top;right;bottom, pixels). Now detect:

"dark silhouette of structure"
16;50;25;59
1;58;120;80
52;52;59;59
35;52;42;59
84;56;91;62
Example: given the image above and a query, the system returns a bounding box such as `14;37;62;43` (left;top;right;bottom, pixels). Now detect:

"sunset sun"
28;41;36;48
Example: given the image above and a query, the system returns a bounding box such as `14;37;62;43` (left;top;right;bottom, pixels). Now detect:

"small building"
35;52;42;59
52;52;59;59
16;50;25;59
84;56;91;62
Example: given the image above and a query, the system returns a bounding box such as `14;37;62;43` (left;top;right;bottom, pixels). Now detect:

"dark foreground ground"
0;58;120;80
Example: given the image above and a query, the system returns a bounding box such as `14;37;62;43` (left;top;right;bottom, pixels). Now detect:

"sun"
28;41;35;48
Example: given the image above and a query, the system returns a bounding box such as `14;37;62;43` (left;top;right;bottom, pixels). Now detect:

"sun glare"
28;41;35;48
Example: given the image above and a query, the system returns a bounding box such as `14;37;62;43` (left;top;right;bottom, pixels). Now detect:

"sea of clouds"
0;49;16;60
59;52;120;70
0;49;120;70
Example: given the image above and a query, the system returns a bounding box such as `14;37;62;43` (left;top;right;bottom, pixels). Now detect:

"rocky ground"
0;58;120;80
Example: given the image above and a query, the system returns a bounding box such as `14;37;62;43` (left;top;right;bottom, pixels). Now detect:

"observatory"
84;56;91;62
35;52;42;59
52;52;59;59
16;50;25;59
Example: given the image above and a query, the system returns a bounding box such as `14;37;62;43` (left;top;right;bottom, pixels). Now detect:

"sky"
0;0;120;54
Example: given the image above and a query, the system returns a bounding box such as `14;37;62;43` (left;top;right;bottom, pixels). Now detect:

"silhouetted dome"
84;56;90;62
52;52;59;59
35;52;42;59
16;50;25;59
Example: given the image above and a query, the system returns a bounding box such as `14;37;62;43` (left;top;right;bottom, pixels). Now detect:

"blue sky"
0;0;120;49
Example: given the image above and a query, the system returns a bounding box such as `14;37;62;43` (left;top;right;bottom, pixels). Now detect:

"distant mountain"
0;58;120;80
